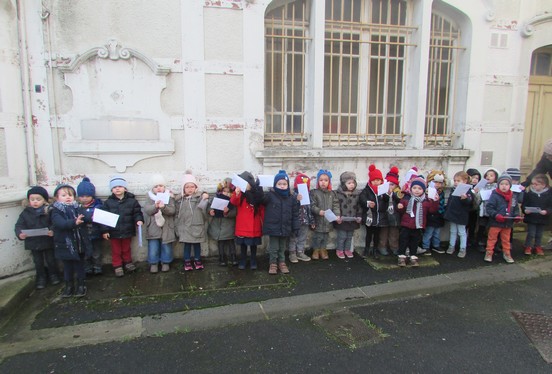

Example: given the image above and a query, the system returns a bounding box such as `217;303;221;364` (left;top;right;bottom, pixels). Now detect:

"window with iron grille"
265;0;310;146
424;12;463;147
323;0;412;147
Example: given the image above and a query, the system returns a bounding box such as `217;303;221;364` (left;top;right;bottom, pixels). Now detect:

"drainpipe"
16;0;38;186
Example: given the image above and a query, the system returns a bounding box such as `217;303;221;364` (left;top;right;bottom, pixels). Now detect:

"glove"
514;216;523;223
495;214;506;223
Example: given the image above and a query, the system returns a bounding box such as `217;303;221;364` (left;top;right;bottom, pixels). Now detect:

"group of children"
14;164;552;294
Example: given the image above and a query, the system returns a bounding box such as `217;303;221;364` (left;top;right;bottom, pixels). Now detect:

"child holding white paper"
230;171;265;269
444;171;474;258
51;184;90;297
310;169;340;260
474;168;499;252
208;178;237;266
419;170;446;256
77;177;104;276
359;164;385;257
175;170;210;271
378;167;402;256
100;176;144;277
288;173;315;263
15;186;61;290
522;174;552;255
466;168;482;249
334;171;362;259
143;174;176;273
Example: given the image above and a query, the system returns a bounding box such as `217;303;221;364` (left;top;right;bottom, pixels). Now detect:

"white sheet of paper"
197;198;208;209
232;174;249;192
258;175;275;188
93;209;120;228
452;183;472;197
427;187;437;200
429;181;435;189
480;189;493;201
401;170;416;187
21;228;50;237
324;209;338;222
474;179;487;191
510;184;522;193
297;183;310;205
156;192;170;204
211;197;230;211
525;206;542;214
137;225;143;247
378;182;390;196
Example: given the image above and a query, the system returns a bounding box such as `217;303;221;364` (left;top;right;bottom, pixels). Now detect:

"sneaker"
114;267;124;277
378;248;389;256
320;249;329;260
183;260;193;271
446;247;455;255
344;250;354;258
35;277;47;290
93;266;103;275
484;252;493;263
431;247;445;254
423;251;432;256
336;250;345;259
124;263;136;272
535;246;544;256
524;246;532;255
409;256;419;267
457;250;466;259
161;263;170;272
416;247;427;255
503;253;514;264
194;259;204;270
269;263;278;275
150;264;159;273
289;252;299;263
278;262;290;274
397;255;407;267
311;250;320;260
85;267;94;276
297;252;311;262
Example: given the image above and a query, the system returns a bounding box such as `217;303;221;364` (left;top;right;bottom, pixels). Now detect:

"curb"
0;272;35;331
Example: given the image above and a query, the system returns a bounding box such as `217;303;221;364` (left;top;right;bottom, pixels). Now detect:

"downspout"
16;0;38;186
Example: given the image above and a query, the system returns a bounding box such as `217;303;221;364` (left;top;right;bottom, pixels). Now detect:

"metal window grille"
424;12;463;147
323;0;413;147
264;0;310;146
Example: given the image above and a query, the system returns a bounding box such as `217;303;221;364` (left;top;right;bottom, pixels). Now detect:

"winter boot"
250;247;258;270
268;263;278;275
35;276;47;290
61;281;74;298
239;247;247;270
397;255;407;267
218;250;227;266
278;262;290;274
311;249;320;260
74;280;87;298
535;246;545;256
320;249;329;260
49;273;61;286
409;256;419;267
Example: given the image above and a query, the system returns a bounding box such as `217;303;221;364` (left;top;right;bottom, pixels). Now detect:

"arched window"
530;46;552;76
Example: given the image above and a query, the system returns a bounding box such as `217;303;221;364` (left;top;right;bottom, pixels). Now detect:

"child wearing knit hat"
288;173;315;263
334;171;362;259
261;170;299;274
101;176;144;277
473;168;500;252
208;178;238;266
359;164;385;257
420;170;447;255
77;177;104;275
378;167;403;256
175;170;210;271
521;174;552;256
444;171;475;258
15;186;61;290
466;168;482;249
310;169;340;260
396;177;440;267
144;174;176;273
484;172;522;263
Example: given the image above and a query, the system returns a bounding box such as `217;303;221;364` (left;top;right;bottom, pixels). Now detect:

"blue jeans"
524;223;545;247
422;226;441;249
148;239;174;264
183;242;201;261
449;223;467;250
336;229;354;251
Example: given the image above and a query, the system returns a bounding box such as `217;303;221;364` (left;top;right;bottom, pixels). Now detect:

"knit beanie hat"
27;186;49;201
151;174;166;187
497;172;512;186
273;170;290;189
294;173;311;191
368;164;383;182
410;177;427;193
339;171;357;190
316;169;333;190
182;170;198;188
544;138;552;156
109;175;128;190
238;171;256;188
385;166;400;185
77;177;96;197
427;170;446;185
466;168;481;180
54;183;76;197
505;168;521;181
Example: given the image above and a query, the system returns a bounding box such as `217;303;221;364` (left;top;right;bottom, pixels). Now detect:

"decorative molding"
56;39;171;75
521;11;552;37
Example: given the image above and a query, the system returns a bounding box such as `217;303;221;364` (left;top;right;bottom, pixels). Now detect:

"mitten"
495;214;505;223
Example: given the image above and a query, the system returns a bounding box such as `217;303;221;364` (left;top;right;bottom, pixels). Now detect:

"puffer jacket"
207;194;237;241
230;192;264;238
334;186;361;231
398;195;439;229
14;204;54;251
51;201;91;260
359;184;383;226
100;192;144;238
143;194;176;244
310;188;339;233
522;188;552;225
175;192;208;243
262;190;299;237
486;189;520;228
79;198;103;240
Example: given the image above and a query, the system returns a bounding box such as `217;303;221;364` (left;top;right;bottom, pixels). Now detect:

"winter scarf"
495;188;513;214
406;195;426;229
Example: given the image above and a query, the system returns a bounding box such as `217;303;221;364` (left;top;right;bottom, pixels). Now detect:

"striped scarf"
406;195;425;229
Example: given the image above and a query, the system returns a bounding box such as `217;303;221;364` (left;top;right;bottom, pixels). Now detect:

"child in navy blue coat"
522;174;552;255
444;171;474;258
77;177;104;275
